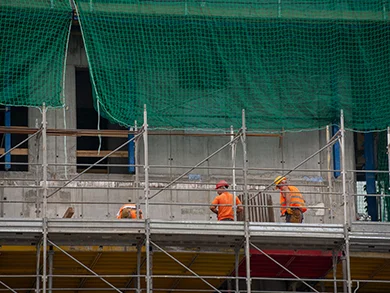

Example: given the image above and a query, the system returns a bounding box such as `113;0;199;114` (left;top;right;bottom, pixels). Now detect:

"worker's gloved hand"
286;208;293;215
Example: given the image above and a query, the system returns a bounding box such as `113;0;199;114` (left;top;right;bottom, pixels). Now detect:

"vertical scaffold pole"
241;110;251;293
326;125;334;223
231;126;237;221
128;126;135;174
386;127;390;222
332;249;338;293
235;246;240;293
341;252;348;293
340;110;352;293
137;242;142;293
35;118;40;218
48;246;54;293
135;121;141;218
42;104;48;293
5;106;11;171
35;241;41;293
143;105;152;293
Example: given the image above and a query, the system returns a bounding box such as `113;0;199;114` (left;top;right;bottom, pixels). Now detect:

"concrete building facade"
0;34;356;224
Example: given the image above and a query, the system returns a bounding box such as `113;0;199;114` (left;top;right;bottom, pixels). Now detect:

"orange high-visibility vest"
117;204;143;219
211;192;242;221
280;186;307;215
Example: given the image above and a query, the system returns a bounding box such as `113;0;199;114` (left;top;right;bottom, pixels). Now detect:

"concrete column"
28;108;43;218
58;64;77;176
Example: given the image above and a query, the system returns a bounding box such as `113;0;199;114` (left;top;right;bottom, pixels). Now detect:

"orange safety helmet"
274;176;286;189
215;180;229;189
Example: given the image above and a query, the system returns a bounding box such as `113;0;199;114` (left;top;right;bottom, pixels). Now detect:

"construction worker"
210;180;243;221
117;204;143;219
274;176;307;223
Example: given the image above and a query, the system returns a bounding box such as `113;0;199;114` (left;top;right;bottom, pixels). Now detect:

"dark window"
76;68;133;174
0;106;28;171
354;132;379;182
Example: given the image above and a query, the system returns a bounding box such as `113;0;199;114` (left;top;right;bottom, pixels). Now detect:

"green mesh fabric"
377;131;390;222
75;0;390;131
0;0;72;108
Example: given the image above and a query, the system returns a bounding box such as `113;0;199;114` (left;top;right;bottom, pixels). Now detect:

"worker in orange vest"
210;180;243;221
274;176;307;223
117;204;143;219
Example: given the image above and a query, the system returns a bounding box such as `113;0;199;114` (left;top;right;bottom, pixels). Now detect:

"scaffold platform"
2;219;390;251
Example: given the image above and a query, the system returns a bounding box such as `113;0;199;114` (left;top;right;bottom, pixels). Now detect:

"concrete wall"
0;34;356;223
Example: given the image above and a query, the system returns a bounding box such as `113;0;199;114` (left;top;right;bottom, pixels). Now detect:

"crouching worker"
117;204;143;219
210;180;243;221
274;176;307;223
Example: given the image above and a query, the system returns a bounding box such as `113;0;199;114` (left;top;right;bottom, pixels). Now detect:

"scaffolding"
1;106;390;293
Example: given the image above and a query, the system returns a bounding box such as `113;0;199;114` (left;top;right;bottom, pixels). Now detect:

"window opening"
0;106;28;171
76;68;134;174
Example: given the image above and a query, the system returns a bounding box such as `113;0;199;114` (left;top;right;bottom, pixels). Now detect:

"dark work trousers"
285;208;304;223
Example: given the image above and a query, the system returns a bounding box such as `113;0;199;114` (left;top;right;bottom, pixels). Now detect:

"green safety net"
377;131;390;221
75;0;390;131
0;0;72;108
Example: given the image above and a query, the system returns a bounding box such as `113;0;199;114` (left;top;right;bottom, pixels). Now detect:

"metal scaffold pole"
326;125;334;223
35;241;41;293
241;110;251;293
234;246;240;293
48;246;54;293
137;241;142;293
387;126;390;221
231;126;237;221
340;110;352;293
143;105;152;293
341;252;348;293
42;104;48;293
135;120;141;218
332;249;338;293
